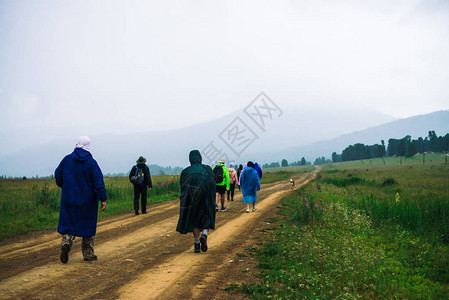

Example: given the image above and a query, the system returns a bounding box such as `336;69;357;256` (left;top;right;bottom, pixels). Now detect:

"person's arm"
225;167;230;191
256;171;261;191
91;160;107;207
54;159;64;188
129;166;135;183
147;166;153;190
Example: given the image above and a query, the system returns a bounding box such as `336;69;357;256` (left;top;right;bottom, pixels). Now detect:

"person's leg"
215;190;219;211
61;234;75;248
60;234;75;264
82;236;97;261
133;186;140;215
227;189;230;201
230;183;235;201
199;229;208;252
193;228;201;253
141;185;148;213
193;228;201;239
220;193;225;209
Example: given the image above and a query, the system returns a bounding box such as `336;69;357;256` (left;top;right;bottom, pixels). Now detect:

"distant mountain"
0;105;401;177
249;110;449;164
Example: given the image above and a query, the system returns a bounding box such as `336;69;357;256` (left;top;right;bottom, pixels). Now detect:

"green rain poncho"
176;150;216;234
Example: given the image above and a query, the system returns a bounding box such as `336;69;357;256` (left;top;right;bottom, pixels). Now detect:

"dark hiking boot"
84;255;98;261
200;235;208;252
194;243;201;253
142;211;147;214
220;206;227;212
215;204;219;212
60;244;70;264
135;210;139;215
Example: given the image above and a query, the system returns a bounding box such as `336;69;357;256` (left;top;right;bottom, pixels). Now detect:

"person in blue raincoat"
240;161;261;213
55;136;107;264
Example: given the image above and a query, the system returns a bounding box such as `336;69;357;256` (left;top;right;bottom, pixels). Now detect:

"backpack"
130;165;144;184
213;165;224;184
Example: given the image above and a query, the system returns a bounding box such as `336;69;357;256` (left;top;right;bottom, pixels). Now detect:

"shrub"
382;177;397;187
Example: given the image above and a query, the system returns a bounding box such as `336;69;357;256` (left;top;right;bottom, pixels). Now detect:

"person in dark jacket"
236;164;243;190
254;162;263;179
55;136;107;264
176;150;216;253
129;156;153;215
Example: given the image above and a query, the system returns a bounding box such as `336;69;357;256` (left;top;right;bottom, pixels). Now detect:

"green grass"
0;175;180;241
237;154;449;299
261;171;297;184
261;166;315;184
263;165;315;174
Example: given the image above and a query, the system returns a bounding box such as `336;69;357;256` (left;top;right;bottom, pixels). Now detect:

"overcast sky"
1;0;448;136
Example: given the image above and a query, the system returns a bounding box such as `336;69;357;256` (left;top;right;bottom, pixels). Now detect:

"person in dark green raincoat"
176;150;216;253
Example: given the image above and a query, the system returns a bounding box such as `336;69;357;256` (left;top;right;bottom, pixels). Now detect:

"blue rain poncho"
240;166;261;204
55;147;107;237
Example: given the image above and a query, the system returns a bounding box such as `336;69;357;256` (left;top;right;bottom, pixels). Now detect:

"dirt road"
0;171;316;299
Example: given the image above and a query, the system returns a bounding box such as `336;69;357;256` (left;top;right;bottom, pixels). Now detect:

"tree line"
263;130;449;168
263;157;310;169
334;131;449;162
387;131;449;158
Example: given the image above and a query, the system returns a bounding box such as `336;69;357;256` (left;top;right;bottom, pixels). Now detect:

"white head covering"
75;136;91;151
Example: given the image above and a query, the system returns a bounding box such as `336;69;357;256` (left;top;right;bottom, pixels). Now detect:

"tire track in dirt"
0;171;316;299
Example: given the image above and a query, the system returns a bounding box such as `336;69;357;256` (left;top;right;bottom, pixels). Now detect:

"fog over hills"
1;108;448;177
247;110;449;164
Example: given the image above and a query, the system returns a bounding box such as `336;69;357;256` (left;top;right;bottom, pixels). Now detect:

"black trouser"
133;184;147;212
227;183;236;201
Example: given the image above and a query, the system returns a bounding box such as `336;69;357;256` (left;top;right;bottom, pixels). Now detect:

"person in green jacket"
212;157;230;212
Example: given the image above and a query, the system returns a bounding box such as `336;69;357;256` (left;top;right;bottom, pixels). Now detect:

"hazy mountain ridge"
2;108;447;178
248;110;449;164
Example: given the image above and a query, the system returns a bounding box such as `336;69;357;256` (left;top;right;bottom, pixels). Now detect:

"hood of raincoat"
70;147;92;162
189;150;202;165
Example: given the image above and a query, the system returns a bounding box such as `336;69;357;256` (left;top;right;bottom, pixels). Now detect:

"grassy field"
0;175;180;241
239;153;449;299
261;166;315;184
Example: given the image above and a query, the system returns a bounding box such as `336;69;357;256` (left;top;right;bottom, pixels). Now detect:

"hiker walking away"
55;136;107;264
238;163;247;185
236;164;243;190
176;150;216;253
129;156;153;215
254;162;263;179
240;161;261;213
227;163;238;201
212;158;230;212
